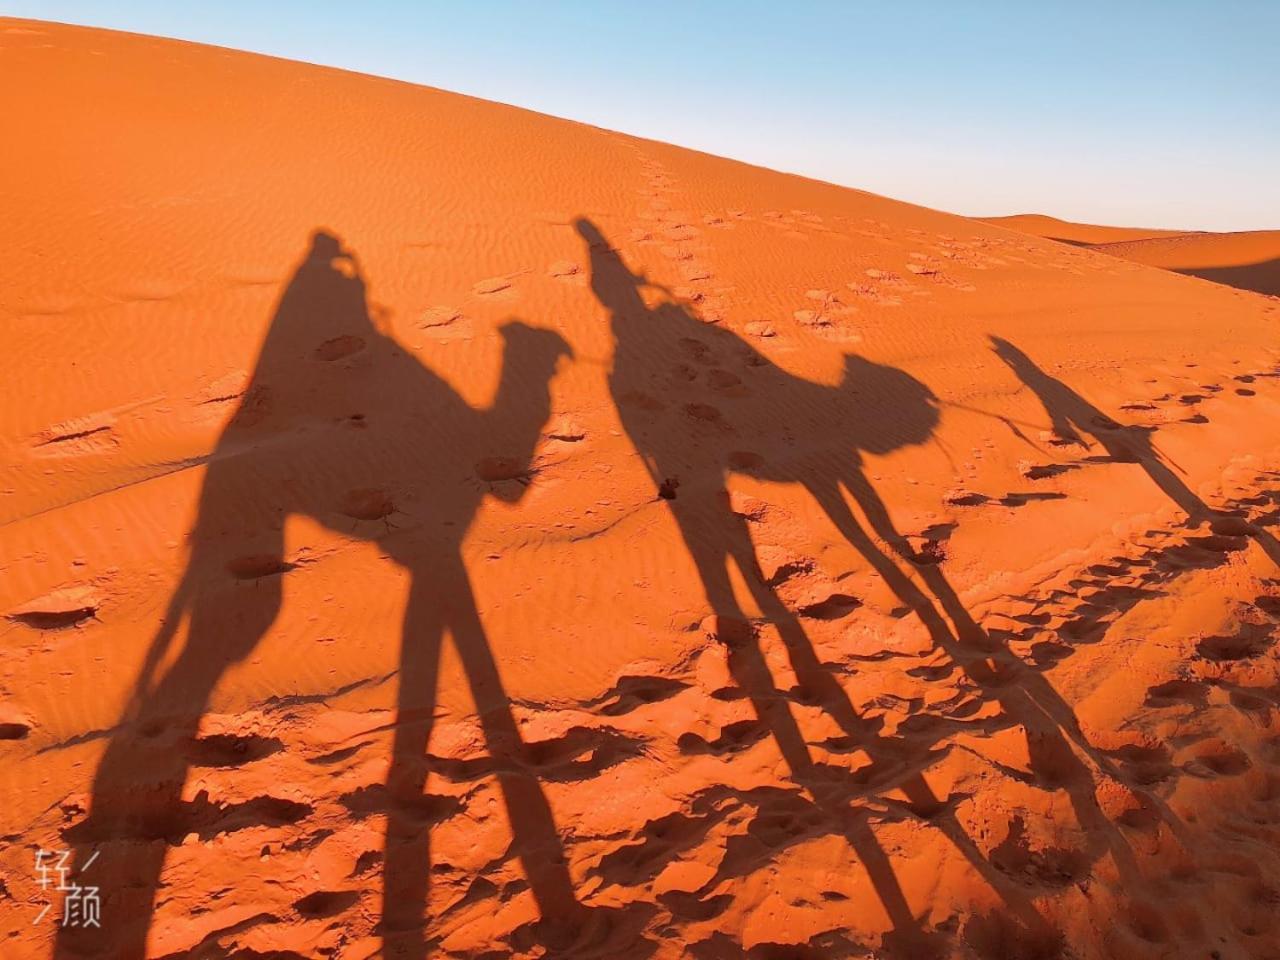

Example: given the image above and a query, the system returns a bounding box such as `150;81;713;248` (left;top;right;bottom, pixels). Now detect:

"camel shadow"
578;217;1144;954
54;231;622;959
992;335;1280;566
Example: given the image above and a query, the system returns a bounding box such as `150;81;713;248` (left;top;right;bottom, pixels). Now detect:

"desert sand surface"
4;18;1280;960
984;216;1280;297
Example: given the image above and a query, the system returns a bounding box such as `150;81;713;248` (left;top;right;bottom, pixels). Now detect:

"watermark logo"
34;849;101;928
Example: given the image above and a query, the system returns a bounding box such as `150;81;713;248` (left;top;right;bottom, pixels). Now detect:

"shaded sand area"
3;18;1280;960
984;215;1280;297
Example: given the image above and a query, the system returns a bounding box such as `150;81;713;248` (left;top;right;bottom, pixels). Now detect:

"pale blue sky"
11;1;1278;230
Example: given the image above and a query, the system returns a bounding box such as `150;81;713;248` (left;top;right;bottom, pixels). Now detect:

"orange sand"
3;18;1280;960
985;216;1280;297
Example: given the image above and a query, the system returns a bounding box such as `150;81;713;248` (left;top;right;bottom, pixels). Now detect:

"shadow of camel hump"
575;213;942;566
53;230;611;960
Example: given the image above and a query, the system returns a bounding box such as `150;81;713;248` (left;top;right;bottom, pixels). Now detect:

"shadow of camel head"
497;318;574;364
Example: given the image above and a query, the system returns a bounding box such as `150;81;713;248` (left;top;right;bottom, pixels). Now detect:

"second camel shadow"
578;217;1148;955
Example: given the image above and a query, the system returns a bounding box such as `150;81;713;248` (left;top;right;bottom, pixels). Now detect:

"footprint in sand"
1184;741;1252;778
679;262;713;282
846;281;902;307
417;306;472;341
662;224;700;242
339;487;396;522
31;413;119;456
548;260;581;280
419;305;462;330
313;334;366;361
1145;678;1208;708
0;720;32;740
743;321;777;338
472;276;515;297
8;585;102;629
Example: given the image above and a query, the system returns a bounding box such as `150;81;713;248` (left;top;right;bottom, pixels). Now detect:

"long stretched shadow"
54;231;601;960
992;335;1280;566
577;218;1085;952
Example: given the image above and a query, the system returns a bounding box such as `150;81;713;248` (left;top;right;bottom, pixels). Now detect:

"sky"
11;1;1278;231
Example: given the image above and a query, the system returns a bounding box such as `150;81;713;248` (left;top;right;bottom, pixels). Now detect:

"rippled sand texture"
3;18;1280;960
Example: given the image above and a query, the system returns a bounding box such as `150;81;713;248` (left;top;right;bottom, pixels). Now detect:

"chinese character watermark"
34;848;101;928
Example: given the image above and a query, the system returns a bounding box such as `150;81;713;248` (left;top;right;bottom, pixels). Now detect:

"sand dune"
4;17;1280;960
1094;231;1280;297
978;214;1186;247
985;215;1280;297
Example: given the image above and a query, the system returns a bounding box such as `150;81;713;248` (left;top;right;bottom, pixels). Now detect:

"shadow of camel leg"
838;471;1115;766
1144;455;1280;565
441;567;595;946
844;809;948;953
680;503;817;778
701;504;961;950
1138;453;1216;524
1252;527;1280;566
840;470;988;644
806;481;1068;931
734;539;879;745
761;497;1058;935
833;479;1147;880
807;480;956;648
380;577;445;960
912;797;1055;933
54;577;283;960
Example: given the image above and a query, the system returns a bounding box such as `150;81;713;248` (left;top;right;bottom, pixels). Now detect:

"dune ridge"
3;17;1280;960
977;214;1188;247
983;215;1280;297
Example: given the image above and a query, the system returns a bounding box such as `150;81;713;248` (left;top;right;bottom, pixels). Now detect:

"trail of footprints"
72;463;1276;957
16;151;1280;956
623;145;994;349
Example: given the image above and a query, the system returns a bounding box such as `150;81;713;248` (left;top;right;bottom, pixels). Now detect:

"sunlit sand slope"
986;215;1280;297
3;18;1280;960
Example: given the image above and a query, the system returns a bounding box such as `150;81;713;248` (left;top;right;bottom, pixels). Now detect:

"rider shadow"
991;335;1280;566
577;218;1088;953
55;231;612;960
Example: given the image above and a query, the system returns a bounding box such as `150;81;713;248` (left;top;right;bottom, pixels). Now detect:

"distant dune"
4;18;1280;960
984;215;1280;296
1096;231;1280;297
979;213;1186;246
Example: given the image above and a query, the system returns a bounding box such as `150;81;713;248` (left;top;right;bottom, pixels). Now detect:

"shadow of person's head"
989;335;1033;374
574;217;605;248
268;228;371;340
296;228;363;282
310;228;342;260
232;230;373;406
574;217;658;318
